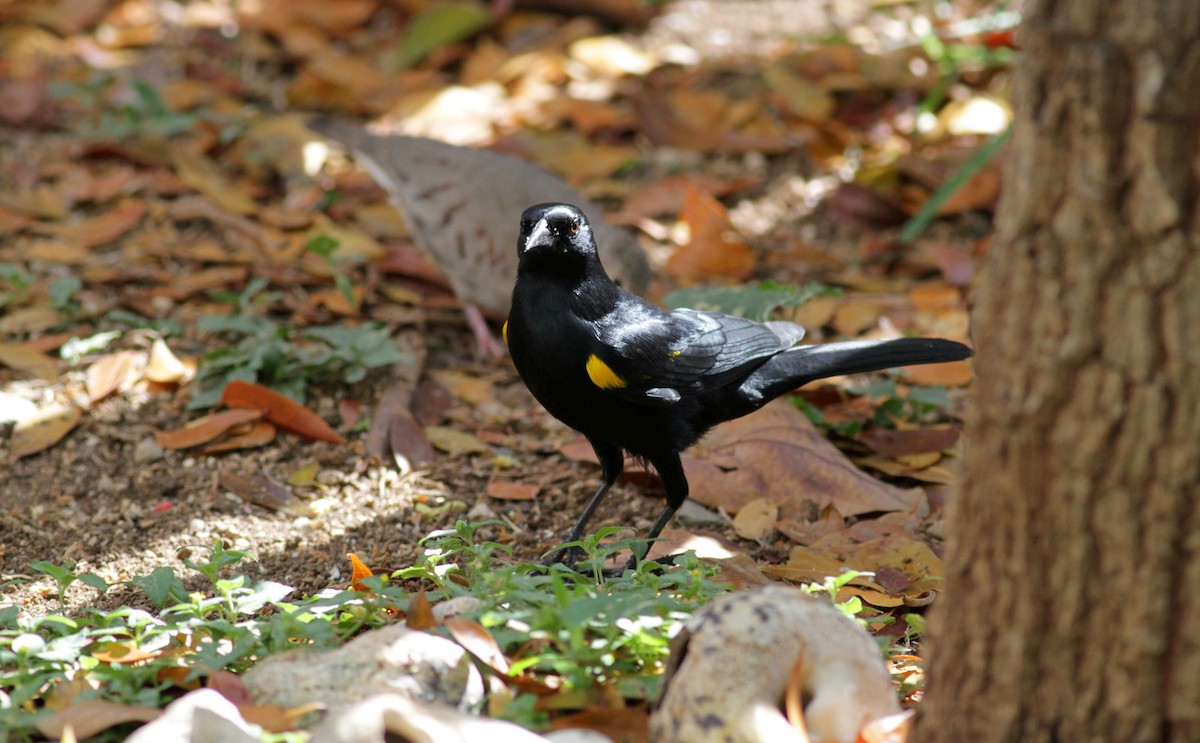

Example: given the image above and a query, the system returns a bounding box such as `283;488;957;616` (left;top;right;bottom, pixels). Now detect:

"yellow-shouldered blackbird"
506;203;972;564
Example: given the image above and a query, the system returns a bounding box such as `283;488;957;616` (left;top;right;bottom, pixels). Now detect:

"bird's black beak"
522;218;553;254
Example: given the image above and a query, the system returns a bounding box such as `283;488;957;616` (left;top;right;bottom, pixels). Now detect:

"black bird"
505;203;973;565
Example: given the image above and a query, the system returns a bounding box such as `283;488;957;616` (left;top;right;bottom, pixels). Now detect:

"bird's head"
517;203;596;260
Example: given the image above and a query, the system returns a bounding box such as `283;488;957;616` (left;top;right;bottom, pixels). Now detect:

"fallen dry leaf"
487;480;539;501
217;467;310;515
856;455;958;485
665;186;756;284
91;640;166;665
10;404;81;461
238;702;324;733
550;707;650;741
0;342;59;380
444;616;510;674
349;553;373;590
145;338;192;384
826;182;909;231
53;201;148;250
168;141;259;215
200;421;277;454
684;399;923;519
732;498;778;541
429;369;494;406
155;409;264;449
222;380;345;444
0;306;60;334
406;589;438;631
858;425;961;458
207;669;254;706
426;426;490;456
903;359;972;387
35;699;160;739
86;350;144;403
613;173;761;222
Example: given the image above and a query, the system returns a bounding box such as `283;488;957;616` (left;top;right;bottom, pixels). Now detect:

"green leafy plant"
854;378;953;427
191;279;407;409
0;527;732;740
28;561;108;609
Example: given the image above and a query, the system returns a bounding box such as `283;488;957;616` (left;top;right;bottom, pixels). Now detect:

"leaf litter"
0;0;1005;737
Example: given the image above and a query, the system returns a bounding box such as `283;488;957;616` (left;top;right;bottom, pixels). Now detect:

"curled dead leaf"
222;380;345;444
86;350;144;403
155;409;264;450
199;421;277;454
145;338;192;384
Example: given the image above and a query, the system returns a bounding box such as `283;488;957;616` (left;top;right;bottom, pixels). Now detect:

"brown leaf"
444;616;510;674
11;404;81;461
613;173;761;222
826;182;909;231
0;342;59;380
35;699;160;739
406;589;438;631
0;306;60;334
856;455;958;485
207;669;254;706
903;359;972;387
665;187;756;284
549;707;650;741
85;350;144;402
429;370;494;406
858;425;961;458
684;399;922;519
338;399;366;430
238;702;324;733
217;467;310;515
199;421;277;454
155;409;264;449
169;141;258;215
917;242;974;286
90;640;166;665
222;380;345;444
59;202;148;250
487;480;539;501
426;426;490;456
731;498;778;541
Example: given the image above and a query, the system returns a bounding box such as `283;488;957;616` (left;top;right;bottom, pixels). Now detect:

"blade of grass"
897;126;1011;245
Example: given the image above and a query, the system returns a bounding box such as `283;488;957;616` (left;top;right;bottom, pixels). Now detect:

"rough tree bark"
915;1;1200;741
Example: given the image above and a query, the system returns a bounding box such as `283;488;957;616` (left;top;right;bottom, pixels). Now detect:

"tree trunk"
915;1;1200;741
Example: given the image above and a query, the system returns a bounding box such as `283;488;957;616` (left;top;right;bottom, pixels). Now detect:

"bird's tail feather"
728;338;972;418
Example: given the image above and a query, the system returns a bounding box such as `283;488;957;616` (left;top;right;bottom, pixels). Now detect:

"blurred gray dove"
308;117;651;356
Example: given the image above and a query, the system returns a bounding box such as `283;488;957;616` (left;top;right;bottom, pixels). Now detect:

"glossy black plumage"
506;203;973;565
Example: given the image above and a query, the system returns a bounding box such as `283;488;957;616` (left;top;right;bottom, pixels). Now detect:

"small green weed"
191;278;407;409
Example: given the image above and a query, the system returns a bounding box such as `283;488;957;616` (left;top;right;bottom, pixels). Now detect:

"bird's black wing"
587;300;804;405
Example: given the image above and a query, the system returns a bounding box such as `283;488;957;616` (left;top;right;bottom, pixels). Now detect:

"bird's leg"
463;304;507;359
543;441;624;566
624;454;688;570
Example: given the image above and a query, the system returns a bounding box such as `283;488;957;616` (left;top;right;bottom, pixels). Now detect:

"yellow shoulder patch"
502;320;508;345
586;354;626;389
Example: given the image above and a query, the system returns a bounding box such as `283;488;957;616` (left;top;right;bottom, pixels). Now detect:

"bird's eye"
569;219;579;235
